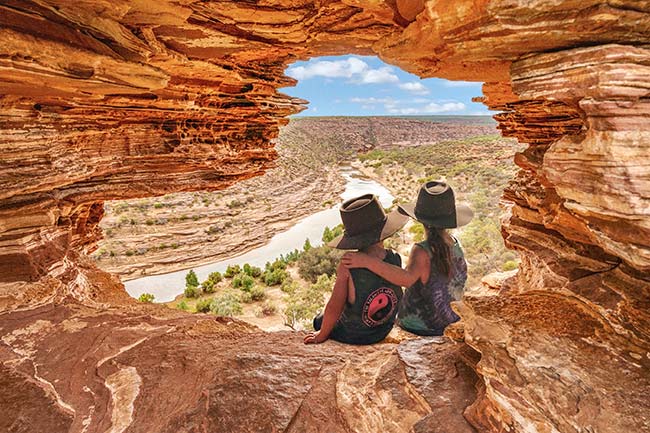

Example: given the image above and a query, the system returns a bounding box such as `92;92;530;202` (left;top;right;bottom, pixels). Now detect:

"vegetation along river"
125;168;394;302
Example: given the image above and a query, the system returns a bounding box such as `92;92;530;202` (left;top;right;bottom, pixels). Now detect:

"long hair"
425;226;453;279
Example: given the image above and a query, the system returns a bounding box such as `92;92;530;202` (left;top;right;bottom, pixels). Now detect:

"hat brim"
327;209;409;250
398;202;473;228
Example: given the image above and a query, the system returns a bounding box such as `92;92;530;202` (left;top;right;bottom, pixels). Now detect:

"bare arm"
304;262;349;344
341;246;429;287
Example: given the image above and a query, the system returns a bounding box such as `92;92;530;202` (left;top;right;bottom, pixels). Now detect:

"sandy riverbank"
96;168;346;280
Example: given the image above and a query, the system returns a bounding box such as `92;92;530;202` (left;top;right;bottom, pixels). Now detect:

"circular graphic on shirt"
362;287;398;327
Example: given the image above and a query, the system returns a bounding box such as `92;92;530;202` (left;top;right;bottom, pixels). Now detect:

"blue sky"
281;55;489;117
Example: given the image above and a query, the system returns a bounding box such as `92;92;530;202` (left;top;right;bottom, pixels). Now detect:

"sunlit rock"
0;1;648;432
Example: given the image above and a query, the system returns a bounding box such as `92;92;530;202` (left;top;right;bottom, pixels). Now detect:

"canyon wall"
0;1;648;432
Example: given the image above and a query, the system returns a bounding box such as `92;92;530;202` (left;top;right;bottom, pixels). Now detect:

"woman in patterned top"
342;181;473;336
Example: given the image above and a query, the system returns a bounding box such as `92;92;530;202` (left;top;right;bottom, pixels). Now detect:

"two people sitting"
304;181;472;345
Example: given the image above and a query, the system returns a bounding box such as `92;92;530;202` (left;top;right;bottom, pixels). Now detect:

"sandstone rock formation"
0;301;480;433
1;1;648;432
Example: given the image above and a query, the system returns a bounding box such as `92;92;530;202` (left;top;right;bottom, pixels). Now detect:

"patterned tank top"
397;238;467;336
334;250;403;344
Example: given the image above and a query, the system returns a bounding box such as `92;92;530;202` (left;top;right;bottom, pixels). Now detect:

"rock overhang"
0;1;649;432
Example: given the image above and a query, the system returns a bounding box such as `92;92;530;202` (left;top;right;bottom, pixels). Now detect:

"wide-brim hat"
398;181;473;228
327;194;408;250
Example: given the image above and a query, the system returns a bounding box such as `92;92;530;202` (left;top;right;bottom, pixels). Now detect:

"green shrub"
207;271;223;283
501;260;518;271
322;224;344;243
195;298;212;313
138;293;155;303
263;268;288;286
240;285;265;303
228;199;242;208
154;202;164;209
185;270;199;288
177;301;188;311
184;285;199;298
283;274;333;330
257;301;277;317
224;264;241;278
201;279;216;294
243;263;262;278
240;291;253;303
232;273;255;291
280;278;299;295
297;246;343;283
249;285;266;302
265;259;287;272
210;291;243;316
303;238;312;252
282;249;301;263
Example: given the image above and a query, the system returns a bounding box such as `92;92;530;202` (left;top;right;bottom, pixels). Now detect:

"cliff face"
1;1;648;432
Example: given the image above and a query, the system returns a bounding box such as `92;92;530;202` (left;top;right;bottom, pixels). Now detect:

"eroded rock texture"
0;299;480;433
1;1;649;432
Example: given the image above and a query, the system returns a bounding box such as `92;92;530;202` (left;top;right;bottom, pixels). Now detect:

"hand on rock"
304;331;327;344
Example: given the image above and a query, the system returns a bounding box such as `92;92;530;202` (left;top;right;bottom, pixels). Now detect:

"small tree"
185;270;199;288
249;285;266;302
283;274;333;330
297;246;343;283
138;293;155;303
224;264;241;278
243;263;262;278
195;298;212;313
322;224;344;243
184;285;199;298
207;271;223;284
201;279;216;294
232;273;255;291
263;268;287;286
210;291;243;316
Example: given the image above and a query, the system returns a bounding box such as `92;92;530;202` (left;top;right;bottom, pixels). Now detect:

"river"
125;168;394;302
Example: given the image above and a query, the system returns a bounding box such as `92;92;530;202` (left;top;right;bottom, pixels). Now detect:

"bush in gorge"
138;293;155;303
184;285;199;298
185;270;199;288
224;264;241;278
195;298;212;313
210;291;243;316
297;246;343;283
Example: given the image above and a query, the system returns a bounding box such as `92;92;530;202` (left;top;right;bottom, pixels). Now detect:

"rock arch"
0;1;648;432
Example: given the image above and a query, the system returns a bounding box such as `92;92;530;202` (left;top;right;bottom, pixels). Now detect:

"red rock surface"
1;1;649;432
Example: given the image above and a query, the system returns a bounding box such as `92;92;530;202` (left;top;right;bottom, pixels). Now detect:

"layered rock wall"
1;1;649;432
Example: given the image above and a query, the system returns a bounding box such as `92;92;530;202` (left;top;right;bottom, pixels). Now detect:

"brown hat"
327;194;408;250
398;181;473;228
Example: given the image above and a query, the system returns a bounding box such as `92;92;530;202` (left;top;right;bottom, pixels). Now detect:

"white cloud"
443;81;482;88
387;101;466;115
355;67;399;84
286;57;368;80
350;96;467;115
350;97;394;104
286;57;398;85
398;82;429;94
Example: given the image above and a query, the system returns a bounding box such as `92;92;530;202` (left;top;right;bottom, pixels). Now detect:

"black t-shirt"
332;249;403;345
